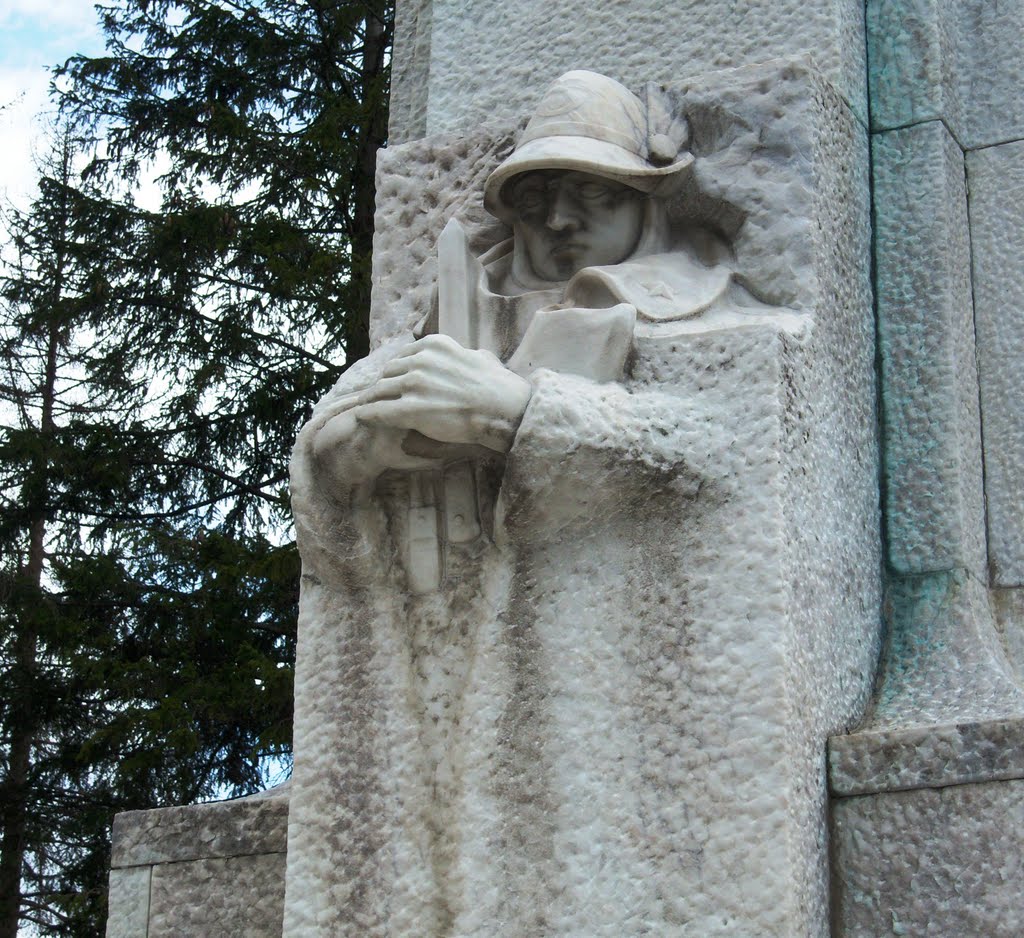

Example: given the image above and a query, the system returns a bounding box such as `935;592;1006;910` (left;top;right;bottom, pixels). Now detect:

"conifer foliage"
0;1;392;933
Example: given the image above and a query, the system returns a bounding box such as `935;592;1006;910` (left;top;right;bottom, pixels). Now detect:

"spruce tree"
0;0;392;932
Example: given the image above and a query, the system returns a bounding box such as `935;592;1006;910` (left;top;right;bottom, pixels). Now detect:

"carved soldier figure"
286;70;803;936
306;71;794;589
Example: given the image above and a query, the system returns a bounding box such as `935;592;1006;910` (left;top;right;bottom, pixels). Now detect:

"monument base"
105;788;288;938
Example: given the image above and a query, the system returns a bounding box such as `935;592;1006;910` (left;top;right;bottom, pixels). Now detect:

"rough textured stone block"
286;61;877;938
148;853;286;938
992;587;1024;684
968;140;1024;587
105;866;151;938
105;790;289;938
867;0;964;138
872;121;985;577
389;0;433;144
869;0;1024;147
829;570;1024;795
111;790;289;868
832;778;1024;937
830;717;1024;797
389;0;867;142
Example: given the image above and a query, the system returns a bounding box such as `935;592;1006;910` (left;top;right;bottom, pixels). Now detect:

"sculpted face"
506;170;646;281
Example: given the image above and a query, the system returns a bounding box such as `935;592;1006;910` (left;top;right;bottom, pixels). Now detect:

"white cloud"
0;1;104;210
0;67;58;210
0;0;100;37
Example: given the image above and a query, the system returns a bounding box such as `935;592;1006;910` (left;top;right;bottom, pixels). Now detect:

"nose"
545;187;580;232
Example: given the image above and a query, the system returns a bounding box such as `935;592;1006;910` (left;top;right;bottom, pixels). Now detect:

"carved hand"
351;334;533;454
312;405;441;489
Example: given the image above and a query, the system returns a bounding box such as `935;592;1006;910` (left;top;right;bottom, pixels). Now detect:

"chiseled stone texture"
832;778;1024;937
830;717;1024;797
872;121;985;577
968;140;1024;588
993;587;1024;685
105;867;151;938
388;0;433;144
106;790;289;938
112;790;289;868
828;571;1024;795
868;0;1024;148
867;0;964;138
372;60;861;347
285;61;878;937
148;853;286;938
389;0;867;142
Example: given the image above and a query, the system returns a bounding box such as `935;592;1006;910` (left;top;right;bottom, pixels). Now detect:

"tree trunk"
0;142;68;938
0;381;53;938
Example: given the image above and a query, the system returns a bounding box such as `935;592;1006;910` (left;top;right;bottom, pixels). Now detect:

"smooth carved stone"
832;778;1024;937
872;121;985;577
968;140;1024;587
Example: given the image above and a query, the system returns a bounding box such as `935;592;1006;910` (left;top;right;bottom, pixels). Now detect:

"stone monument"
104;2;1024;936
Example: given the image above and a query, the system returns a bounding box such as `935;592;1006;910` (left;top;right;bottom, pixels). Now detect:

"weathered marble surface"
873;121;985;578
832;778;1024;936
105;867;151;938
112;790;289;868
106;790;289;938
148;853;286;938
968;140;1024;588
390;0;867;142
372;59;859;347
284;60;878;938
868;0;1024;147
993;588;1024;685
829;572;1024;794
831;717;1024;797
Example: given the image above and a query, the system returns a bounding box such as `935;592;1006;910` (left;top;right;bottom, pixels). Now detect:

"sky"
0;0;106;209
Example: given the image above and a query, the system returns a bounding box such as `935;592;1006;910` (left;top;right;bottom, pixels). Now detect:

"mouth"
549;241;585;257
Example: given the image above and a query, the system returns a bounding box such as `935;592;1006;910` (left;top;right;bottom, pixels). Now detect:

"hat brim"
484;135;694;222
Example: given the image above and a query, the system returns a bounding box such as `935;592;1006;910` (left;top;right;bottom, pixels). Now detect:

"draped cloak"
284;217;805;936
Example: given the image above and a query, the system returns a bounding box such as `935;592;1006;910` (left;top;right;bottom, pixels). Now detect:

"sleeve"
497;368;734;537
289;337;414;584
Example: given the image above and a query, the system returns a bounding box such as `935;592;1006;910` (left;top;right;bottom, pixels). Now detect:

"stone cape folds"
286;198;812;933
287;317;802;935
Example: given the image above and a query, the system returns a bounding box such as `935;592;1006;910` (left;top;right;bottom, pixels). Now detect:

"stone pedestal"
105;790;288;938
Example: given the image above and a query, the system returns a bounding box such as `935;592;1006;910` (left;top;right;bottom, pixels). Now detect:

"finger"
391;333;462;363
411;333;461;352
321;388;367;416
356;374;420;405
380;356;414;379
354;397;431;431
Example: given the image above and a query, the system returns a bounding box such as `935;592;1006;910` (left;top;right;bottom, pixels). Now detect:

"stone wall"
389;0;867;142
105;790;288;938
828;3;1024;933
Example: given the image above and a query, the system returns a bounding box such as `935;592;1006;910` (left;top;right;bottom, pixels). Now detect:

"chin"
547;254;585;280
